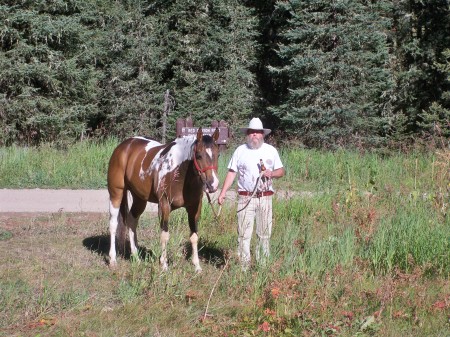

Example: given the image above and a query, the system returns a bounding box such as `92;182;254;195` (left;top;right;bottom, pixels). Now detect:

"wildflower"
271;287;281;299
259;321;271;332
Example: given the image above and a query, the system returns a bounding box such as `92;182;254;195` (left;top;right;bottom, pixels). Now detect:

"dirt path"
1;188;167;213
0;189;236;213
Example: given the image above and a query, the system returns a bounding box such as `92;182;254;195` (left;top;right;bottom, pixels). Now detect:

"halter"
192;144;217;174
192;143;222;220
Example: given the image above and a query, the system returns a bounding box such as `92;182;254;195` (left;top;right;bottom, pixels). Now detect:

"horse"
107;128;220;272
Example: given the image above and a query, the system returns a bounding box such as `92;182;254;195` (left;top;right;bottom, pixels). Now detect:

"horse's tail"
117;188;129;255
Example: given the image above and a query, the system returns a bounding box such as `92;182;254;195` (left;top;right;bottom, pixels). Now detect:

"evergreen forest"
1;0;449;148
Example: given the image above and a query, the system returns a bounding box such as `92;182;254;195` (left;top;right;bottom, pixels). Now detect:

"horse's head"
193;127;220;193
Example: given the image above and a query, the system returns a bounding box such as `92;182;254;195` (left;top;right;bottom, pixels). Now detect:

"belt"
238;191;274;198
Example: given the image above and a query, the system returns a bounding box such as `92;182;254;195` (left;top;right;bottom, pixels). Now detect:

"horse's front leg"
159;201;171;271
190;232;202;273
187;202;203;273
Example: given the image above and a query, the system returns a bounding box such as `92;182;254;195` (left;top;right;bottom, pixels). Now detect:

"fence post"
162;89;175;143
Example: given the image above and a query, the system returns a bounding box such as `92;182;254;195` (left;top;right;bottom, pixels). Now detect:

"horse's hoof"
195;266;202;273
109;261;117;270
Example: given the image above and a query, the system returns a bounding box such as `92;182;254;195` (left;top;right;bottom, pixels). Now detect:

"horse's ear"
213;127;220;142
196;128;203;142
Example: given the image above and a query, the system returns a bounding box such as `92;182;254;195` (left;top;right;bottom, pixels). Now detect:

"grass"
0;139;118;189
0;140;449;336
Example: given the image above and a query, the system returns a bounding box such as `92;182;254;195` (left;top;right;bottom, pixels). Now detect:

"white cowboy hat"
239;117;271;136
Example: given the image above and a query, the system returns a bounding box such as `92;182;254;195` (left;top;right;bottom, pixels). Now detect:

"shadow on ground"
83;235;226;268
184;238;227;268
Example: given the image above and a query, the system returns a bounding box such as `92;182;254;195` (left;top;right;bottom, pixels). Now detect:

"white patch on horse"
137;138;162;180
137;136;195;191
156;137;195;182
108;201;120;266
133;136;150;141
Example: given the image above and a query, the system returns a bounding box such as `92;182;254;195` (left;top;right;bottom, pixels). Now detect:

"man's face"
246;129;264;149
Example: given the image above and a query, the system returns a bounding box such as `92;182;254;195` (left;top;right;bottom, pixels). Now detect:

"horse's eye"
196;154;202;160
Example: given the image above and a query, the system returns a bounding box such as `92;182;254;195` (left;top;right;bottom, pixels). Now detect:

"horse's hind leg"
127;195;147;260
108;195;122;268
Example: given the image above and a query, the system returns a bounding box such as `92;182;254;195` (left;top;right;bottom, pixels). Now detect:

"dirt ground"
0;212;106;232
0;189;114;213
0;189;233;230
0;189;153;232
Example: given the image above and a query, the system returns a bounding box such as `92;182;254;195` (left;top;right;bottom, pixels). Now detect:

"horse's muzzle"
204;172;219;193
205;183;218;194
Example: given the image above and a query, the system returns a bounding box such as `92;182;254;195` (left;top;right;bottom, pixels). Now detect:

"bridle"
192;143;222;219
192;144;218;175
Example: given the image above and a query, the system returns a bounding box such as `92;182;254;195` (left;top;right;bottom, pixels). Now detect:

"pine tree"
0;0;102;145
269;0;394;148
100;0;260;140
390;0;450;145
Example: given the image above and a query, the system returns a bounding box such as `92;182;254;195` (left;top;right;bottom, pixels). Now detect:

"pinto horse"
107;128;220;272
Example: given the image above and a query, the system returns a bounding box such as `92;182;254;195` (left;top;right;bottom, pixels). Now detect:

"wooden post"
176;118;186;138
162;89;174;143
218;120;229;153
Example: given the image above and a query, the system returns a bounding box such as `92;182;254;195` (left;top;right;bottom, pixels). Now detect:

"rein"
206;192;222;219
192;144;222;220
236;173;263;213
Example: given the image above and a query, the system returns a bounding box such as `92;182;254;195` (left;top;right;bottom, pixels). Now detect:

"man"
218;117;285;269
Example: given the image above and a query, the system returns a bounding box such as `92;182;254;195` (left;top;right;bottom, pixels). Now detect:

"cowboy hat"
239;118;271;136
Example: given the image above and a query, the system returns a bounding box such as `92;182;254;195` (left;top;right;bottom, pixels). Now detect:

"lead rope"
206;192;222;220
236;172;263;213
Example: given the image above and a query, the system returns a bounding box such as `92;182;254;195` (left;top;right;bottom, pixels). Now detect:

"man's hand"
263;169;273;179
218;193;226;205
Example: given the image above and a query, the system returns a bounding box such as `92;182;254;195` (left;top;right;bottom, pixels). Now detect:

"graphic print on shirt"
257;159;272;192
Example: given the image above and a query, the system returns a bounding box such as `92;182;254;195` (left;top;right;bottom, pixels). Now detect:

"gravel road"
0;188;174;213
0;189;234;213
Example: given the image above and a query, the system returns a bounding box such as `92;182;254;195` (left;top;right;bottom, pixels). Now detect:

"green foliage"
0;1;448;148
0;138;118;188
270;0;394;148
0;1;103;145
115;0;258;139
365;204;449;275
0;0;259;145
390;0;450;142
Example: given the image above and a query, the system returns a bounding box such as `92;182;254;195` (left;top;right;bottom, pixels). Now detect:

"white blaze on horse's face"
205;148;219;193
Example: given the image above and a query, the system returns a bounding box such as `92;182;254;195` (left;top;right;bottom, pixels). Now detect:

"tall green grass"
0;140;446;196
0;139;118;188
0;139;234;189
280;147;442;194
364;204;449;275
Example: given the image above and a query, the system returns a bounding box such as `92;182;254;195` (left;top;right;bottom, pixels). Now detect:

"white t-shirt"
227;143;284;193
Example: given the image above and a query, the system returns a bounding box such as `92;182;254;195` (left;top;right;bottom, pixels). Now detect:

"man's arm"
218;170;237;205
263;167;285;179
